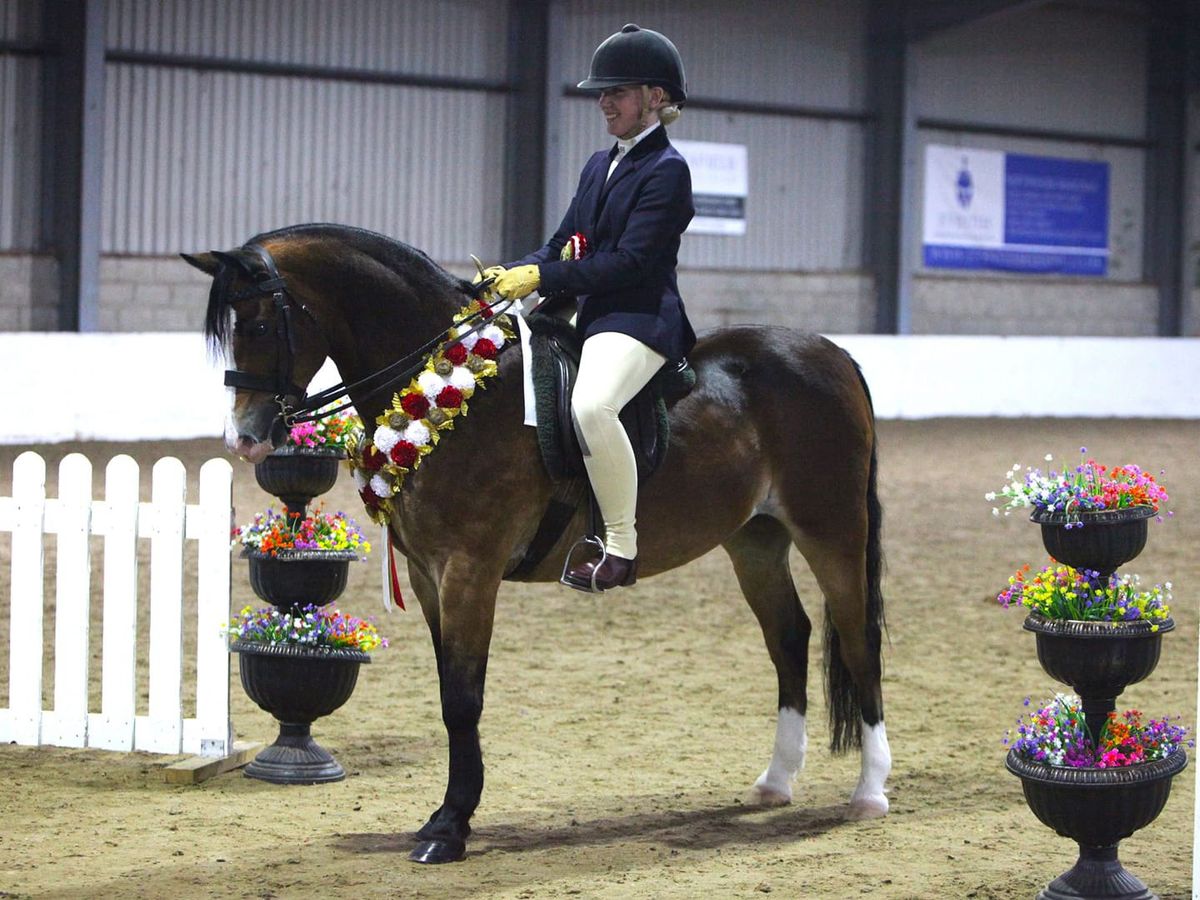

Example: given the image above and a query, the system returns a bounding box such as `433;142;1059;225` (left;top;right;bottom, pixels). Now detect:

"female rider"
486;23;695;592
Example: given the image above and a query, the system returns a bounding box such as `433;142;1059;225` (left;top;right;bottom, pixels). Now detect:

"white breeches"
571;331;667;560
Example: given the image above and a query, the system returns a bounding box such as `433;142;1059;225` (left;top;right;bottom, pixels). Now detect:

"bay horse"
184;223;890;864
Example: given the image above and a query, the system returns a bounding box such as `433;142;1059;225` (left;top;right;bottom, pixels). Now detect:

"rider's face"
598;85;647;140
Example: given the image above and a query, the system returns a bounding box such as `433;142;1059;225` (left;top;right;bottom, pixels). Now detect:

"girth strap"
504;477;587;580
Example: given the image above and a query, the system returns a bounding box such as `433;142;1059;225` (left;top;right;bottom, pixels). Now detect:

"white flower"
984;492;996;501
449;366;476;396
992;508;1000;517
480;323;506;348
459;329;479;351
417;370;447;397
369;474;392;498
403;419;432;446
352;469;368;491
373;425;400;454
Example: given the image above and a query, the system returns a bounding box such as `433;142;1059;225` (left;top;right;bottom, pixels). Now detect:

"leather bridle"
219;242;506;427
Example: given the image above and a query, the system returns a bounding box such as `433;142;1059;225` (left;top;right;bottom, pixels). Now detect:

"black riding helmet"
577;23;687;104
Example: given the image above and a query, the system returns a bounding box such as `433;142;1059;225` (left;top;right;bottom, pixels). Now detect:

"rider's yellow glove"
471;264;506;297
472;265;506;285
494;264;540;300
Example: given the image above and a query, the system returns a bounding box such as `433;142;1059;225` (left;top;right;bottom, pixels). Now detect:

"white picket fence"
0;452;233;757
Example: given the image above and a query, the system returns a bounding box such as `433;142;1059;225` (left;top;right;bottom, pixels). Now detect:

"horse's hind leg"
723;515;813;806
794;530;891;819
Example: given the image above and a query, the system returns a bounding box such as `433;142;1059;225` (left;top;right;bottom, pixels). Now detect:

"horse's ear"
181;252;220;276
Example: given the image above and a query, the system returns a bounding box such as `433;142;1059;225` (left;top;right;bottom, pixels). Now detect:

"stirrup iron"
559;534;608;593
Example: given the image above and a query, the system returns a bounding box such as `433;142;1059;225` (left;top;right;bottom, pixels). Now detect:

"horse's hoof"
408;838;466;864
751;768;794;807
751;781;792;807
847;793;889;820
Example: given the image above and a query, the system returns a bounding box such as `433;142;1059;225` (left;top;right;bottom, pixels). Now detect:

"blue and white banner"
922;145;1109;276
674;140;748;236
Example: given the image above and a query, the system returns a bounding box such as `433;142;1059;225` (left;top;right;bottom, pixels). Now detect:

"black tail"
824;359;886;753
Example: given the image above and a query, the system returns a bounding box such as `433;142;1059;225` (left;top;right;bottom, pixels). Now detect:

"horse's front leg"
410;558;500;864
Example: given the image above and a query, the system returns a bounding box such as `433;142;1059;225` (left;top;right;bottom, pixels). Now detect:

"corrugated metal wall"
101;0;508;258
913;3;1148;282
545;0;870;271
0;0;43;251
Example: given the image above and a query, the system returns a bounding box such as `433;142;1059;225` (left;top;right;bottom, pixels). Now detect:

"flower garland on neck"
346;298;515;525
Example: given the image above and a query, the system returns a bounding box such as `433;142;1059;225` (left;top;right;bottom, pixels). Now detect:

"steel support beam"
501;0;549;262
43;0;104;331
1144;2;1188;336
865;2;909;334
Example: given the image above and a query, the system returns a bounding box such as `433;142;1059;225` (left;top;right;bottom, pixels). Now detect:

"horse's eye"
251;320;270;337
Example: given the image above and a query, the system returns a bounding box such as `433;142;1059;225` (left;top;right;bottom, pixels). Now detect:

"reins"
221;242;510;427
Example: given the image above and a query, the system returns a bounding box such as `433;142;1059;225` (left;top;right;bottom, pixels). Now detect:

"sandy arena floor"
0;418;1197;899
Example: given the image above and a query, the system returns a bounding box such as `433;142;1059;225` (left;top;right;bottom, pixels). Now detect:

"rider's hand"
494;265;540;300
472;264;506;296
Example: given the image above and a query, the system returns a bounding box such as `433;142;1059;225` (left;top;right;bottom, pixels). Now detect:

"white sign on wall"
674;140;748;236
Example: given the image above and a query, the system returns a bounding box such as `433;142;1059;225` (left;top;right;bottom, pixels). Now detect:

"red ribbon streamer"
388;529;406;611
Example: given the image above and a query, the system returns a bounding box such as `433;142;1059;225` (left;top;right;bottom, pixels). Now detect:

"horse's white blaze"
848;720;891;818
752;707;807;805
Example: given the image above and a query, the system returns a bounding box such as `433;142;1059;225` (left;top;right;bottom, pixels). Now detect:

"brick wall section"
99;256;212;331
1;252;1186;337
0;255;58;330
679;270;875;334
912;276;1161;336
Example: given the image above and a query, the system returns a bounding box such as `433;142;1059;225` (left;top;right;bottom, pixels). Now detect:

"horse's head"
183;242;330;463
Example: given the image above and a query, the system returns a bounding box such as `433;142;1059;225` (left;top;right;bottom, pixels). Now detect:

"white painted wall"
3;333;1198;444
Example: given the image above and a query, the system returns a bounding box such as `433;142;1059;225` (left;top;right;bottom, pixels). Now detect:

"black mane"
202;223;474;355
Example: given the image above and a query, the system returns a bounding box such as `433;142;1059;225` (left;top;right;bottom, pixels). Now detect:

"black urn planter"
243;548;358;611
1006;748;1187;899
231;640;371;784
1024;614;1174;745
254;447;345;517
1032;506;1156;578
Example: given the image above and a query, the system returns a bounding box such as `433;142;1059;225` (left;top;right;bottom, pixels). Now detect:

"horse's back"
685;325;874;434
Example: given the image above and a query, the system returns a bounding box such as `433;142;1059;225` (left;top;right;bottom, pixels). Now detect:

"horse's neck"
323;264;463;424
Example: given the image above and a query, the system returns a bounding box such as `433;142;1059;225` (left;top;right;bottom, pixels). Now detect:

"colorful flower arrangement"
996;562;1171;625
225;603;387;652
1005;695;1190;768
986;448;1170;525
233;505;371;556
346;298;515;525
282;404;361;452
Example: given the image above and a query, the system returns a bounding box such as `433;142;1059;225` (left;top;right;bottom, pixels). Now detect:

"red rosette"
473;338;497;360
361;445;386;471
400;392;430;419
390;441;419;468
567;232;589;260
444;343;468;366
437;385;464;409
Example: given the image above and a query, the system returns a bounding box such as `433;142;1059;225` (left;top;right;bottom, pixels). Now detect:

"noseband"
220;242;506;427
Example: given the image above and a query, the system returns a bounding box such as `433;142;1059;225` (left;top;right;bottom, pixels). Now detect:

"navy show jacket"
506;126;696;363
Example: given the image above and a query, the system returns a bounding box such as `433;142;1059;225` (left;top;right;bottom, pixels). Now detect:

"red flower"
359;487;380;509
390;441;419;468
444;343;468;366
473;338;497;360
362;445;386;471
437;386;463;409
479;304;493;319
400;392;430;418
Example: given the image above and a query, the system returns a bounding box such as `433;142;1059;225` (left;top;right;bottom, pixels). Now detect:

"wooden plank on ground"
161;740;263;785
